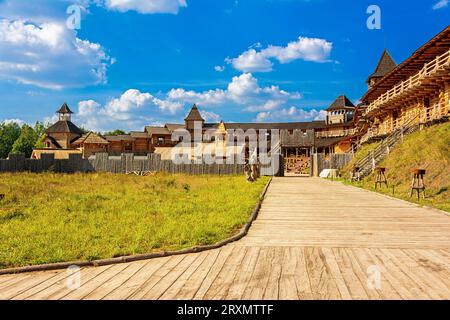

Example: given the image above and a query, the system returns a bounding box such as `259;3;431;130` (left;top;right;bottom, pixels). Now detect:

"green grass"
0;173;269;269
342;122;450;212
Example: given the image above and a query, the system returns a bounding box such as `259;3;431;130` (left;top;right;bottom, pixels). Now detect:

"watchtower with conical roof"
367;49;397;88
57;102;74;121
43;103;83;149
326;95;356;125
184;104;205;132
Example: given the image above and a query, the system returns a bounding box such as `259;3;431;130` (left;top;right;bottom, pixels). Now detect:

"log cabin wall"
82;144;108;158
107;141;124;154
134;138;150;152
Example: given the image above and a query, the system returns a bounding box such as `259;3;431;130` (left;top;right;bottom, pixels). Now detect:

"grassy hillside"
343;122;450;212
342;141;380;173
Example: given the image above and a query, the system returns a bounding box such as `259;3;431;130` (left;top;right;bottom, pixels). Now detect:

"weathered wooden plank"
159;252;209;300
0;271;63;300
142;254;200;300
11;270;72;300
350;248;398;299
192;246;234;300
127;255;187;300
0;274;32;291
28;265;115;300
304;247;341;300
278;247;300;300
203;247;247;300
61;264;129;300
292;247;314;300
225;247;260;300
381;249;448;299
241;247;273;300
82;260;150;300
262;248;283;300
321;248;352;300
102;257;172;300
174;250;221;300
364;249;417;299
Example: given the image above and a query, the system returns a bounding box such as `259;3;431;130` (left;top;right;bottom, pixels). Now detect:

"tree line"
0;121;47;159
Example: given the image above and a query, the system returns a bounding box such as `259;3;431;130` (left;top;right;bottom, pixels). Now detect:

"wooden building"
32;103;84;159
33;99;360;168
325;95;356;125
42;103;83;149
72;132;109;158
145;126;175;147
361;26;450;141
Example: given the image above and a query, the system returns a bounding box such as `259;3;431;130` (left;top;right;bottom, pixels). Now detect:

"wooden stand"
351;166;361;182
374;167;388;190
410;169;426;200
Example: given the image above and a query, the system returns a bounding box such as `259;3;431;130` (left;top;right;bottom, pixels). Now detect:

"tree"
104;129;126;136
11;124;38;158
33;121;48;149
33;121;46;138
0;122;21;159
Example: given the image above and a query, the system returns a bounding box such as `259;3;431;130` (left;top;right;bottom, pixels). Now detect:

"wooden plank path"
1;177;449;300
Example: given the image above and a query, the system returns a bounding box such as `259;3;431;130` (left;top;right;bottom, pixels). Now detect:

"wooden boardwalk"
1;177;449;300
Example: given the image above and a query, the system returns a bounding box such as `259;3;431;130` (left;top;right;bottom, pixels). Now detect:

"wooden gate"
284;156;311;176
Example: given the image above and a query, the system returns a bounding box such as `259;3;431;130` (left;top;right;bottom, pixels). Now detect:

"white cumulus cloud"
200;111;222;122
0;19;112;89
75;73;309;131
226;49;273;73
432;0;448;10
77;89;154;130
104;89;152;117
164;73;300;108
227;37;333;73
1;118;26;126
101;0;187;14
76;89;184;131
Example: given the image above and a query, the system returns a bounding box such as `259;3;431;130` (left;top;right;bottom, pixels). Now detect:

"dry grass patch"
0;173;269;269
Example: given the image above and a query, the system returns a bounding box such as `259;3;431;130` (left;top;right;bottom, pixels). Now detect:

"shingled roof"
130;131;150;139
57;102;74;114
368;49;397;81
46;120;83;135
326;95;356;111
165;124;185;132
73;132;109;145
184;104;205;122
145;126;171;136
104;135;135;142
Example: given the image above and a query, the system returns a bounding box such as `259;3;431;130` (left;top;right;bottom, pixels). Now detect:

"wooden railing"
420;102;449;123
360;114;419;144
365;48;450;115
356;115;420;178
315;128;357;138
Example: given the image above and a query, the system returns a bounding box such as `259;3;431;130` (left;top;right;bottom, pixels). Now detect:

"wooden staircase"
355;117;420;178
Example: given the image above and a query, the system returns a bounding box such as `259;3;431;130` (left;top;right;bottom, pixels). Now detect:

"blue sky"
0;0;448;132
